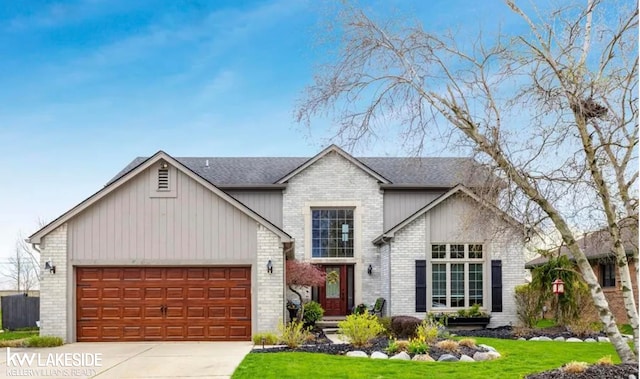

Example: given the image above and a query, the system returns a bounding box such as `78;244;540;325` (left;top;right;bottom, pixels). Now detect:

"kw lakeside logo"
5;348;102;377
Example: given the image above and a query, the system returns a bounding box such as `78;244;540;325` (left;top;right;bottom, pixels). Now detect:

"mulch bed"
453;325;604;340
525;363;638;379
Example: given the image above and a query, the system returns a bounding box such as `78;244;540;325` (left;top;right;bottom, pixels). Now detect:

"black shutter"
415;260;427;312
491;260;503;312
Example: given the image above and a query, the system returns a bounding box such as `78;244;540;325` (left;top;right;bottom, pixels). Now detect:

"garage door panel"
77;267;251;342
102;268;123;281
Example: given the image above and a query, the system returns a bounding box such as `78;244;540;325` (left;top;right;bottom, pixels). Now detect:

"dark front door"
319;265;348;316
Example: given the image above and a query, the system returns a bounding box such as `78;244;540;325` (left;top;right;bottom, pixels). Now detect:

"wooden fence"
1;294;39;330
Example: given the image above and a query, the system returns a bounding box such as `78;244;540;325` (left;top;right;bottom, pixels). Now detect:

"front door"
319;265;348;316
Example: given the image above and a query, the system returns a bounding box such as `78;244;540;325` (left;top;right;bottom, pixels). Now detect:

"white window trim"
427;243;489;311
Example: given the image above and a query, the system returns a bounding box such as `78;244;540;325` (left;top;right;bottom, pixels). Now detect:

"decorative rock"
566;337;583;342
487;351;501;359
459;354;475;362
438;354;459;362
473;352;492;361
597;336;610;343
412;354;435;362
538;336;552;342
528;337;540;341
346;351;368;358
479;344;497;352
518;337;526;341
390;352;410;360
629;374;637;379
553;337;565;342
371;351;388;359
584;338;597;343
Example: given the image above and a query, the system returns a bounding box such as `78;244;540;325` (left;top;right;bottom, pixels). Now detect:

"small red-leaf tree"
286;260;326;321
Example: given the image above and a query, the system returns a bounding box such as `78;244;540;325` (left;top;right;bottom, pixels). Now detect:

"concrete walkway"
0;341;253;379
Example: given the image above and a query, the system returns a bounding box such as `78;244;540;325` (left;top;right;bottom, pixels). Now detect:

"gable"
67;165;259;262
275;145;390;184
29;151;291;244
374;184;523;244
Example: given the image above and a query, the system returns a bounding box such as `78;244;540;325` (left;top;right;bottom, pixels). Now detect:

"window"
600;262;616;287
311;209;354;258
430;243;485;308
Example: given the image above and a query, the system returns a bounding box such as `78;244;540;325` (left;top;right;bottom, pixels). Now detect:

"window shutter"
415;260;427;312
491;260;502;312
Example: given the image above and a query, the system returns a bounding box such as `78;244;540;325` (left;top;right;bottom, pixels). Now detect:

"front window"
600;262;616;287
311;209;354;258
430;243;484;308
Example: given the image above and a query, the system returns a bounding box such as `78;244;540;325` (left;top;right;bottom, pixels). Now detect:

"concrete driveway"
0;341;253;379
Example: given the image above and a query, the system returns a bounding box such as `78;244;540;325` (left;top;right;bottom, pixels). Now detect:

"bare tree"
2;234;40;292
297;1;638;362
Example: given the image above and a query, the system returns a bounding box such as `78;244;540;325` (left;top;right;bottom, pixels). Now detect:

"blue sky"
0;0;525;281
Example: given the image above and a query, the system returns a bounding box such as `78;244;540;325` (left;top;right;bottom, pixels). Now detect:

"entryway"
315;264;354;316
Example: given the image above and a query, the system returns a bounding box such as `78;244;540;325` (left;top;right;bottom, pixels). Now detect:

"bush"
415;319;440;345
562;361;589;374
435;339;459;352
378;316;392;337
24;336;63;347
278;321;311;348
390;315;422;338
407;337;428;354
514;284;540;327
338;311;384;347
302;301;324;326
252;332;279;345
596;355;613;366
385;338;399;354
458;338;477;348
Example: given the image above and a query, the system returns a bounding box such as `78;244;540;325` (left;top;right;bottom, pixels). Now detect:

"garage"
76;266;251;342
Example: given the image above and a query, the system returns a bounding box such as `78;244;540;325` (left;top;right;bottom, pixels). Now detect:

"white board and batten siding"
68;167;257;263
383;190;445;231
224;190;283;228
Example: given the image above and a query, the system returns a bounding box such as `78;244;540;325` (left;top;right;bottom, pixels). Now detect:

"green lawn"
0;330;38;341
232;337;620;379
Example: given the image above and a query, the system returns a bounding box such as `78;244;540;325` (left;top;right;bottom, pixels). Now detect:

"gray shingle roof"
110;155;490;187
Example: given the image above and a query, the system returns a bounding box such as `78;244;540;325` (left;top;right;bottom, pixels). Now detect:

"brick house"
525;223;638;324
28;145;529;342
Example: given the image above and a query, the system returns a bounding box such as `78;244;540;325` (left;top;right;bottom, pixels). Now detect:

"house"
28;145;529;342
525;223;638;324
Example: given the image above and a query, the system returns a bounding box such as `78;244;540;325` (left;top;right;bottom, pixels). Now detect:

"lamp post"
552;278;565;322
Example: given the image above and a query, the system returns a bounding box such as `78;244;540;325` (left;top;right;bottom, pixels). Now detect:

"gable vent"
158;166;169;190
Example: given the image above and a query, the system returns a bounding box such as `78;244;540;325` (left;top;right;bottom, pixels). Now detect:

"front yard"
232;337;621;379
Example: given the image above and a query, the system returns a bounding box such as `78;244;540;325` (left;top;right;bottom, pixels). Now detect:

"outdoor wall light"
367;264;373;275
267;259;273;274
44;259;56;274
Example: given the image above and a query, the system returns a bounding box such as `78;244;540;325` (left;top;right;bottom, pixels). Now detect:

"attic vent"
158;166;169;190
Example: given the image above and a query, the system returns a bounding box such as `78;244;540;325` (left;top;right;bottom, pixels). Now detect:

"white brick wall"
379;243;391;316
256;225;284;333
39;224;68;341
282;151;383;305
389;215;427;317
489;230;529;327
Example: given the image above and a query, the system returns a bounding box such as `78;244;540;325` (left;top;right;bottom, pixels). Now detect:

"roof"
29;151;292;244
525;221;638;268
373;184;523;245
110;151;491;188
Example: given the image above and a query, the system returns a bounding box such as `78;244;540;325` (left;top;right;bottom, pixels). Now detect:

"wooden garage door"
76;267;251;342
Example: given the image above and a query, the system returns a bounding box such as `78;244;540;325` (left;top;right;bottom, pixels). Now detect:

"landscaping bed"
454;325;605;340
252;334;488;361
525;363;638;379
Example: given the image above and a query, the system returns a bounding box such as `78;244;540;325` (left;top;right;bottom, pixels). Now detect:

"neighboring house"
525;223;638;324
28;145;529;342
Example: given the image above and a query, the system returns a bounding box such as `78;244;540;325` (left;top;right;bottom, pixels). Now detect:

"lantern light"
552;278;565;295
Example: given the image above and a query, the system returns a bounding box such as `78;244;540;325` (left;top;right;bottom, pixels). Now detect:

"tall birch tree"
297;0;638;362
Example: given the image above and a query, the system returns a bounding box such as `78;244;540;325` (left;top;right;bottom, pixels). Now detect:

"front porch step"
316;316;346;329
